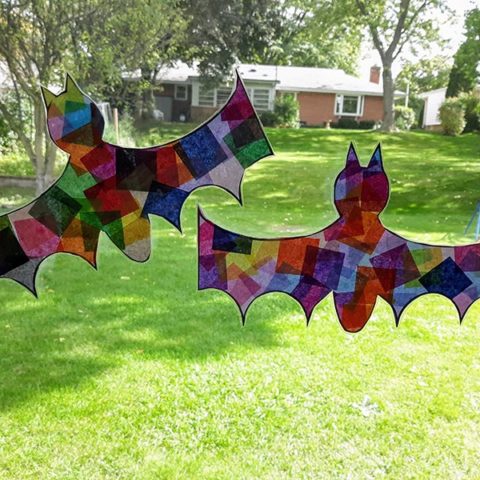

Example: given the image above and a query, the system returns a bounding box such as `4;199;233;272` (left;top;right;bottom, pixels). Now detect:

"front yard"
0;127;479;478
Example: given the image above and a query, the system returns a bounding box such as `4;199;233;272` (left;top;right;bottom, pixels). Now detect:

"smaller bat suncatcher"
199;144;480;332
0;73;272;293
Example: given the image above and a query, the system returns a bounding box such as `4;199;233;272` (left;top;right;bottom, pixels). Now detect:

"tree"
446;8;480;98
395;55;451;125
91;0;192;118
258;1;363;75
353;0;446;131
185;0;363;83
0;0;114;193
0;0;190;191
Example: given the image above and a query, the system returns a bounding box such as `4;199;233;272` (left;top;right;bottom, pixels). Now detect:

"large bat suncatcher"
199;144;480;332
0;73;272;293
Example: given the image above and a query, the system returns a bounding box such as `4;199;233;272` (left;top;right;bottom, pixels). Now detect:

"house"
420;87;448;131
152;63;402;126
420;86;480;131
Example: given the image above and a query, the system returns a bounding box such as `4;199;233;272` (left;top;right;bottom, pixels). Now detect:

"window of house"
251;88;271;111
174;84;188;100
198;85;215;107
216;87;232;107
335;94;364;116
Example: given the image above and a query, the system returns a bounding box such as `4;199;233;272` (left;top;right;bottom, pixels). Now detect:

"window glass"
252;89;270;111
198;85;215;107
342;96;359;114
175;85;187;100
216;87;231;107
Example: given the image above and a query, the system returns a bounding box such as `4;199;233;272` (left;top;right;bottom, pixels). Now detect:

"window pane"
175;85;187;100
198;85;215;107
342;96;359;114
216;87;231;107
252;89;270;111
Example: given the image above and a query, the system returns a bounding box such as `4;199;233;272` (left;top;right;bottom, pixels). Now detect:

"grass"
1;126;480;478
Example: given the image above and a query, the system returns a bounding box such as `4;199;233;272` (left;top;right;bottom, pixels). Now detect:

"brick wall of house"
296;92;384;126
361;96;383;121
297;92;336;126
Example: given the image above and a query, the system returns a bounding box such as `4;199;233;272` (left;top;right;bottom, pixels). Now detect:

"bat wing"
0;164;100;294
1;72;272;294
198;210;339;323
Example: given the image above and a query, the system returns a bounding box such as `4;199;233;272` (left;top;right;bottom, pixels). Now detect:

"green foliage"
274;94;299;128
333;118;359;129
458;91;480;133
446;8;480;97
259;95;299;128
1;128;480;478
259;111;278;127
352;0;447;131
395;55;452;126
188;1;363;82
331;119;376;130
439;98;466;136
0;114;15;154
103;113;138;147
358;120;376;129
394;106;416;130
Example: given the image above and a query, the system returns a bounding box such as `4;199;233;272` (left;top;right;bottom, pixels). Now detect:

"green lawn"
0;127;480;479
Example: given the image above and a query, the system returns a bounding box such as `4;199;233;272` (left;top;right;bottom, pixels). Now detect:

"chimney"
370;65;381;84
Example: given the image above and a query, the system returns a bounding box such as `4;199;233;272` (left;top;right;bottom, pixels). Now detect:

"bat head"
334;143;389;217
41;74;104;152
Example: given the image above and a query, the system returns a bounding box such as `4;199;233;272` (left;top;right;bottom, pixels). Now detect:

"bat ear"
65;73;82;96
345;142;360;169
368;143;384;171
41;86;55;108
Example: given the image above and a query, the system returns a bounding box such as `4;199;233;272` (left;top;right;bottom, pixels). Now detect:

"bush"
259;94;299;128
335;117;359;129
458;91;480;133
439;98;466;136
259;111;277;127
104;111;137;147
394;105;415;130
358;120;376;130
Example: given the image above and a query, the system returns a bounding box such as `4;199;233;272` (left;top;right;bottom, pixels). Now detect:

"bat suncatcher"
199;144;480;332
0;73;273;293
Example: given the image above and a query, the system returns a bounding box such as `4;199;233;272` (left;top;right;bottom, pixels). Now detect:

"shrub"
439;98;465;136
274;94;300;128
394;105;415;130
259;94;299;128
104;111;137;147
458;91;480;133
358;120;376;130
335;117;359;129
259;111;277;127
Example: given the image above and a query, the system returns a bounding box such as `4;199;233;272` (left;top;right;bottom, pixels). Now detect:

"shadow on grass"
0;217;282;411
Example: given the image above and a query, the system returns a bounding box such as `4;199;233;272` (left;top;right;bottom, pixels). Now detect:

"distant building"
419;87;448;131
420;86;480;131
145;63;404;126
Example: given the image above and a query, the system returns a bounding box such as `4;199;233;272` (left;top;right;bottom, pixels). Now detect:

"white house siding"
421;88;447;128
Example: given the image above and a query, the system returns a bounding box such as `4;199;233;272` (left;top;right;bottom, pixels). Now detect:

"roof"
418;87;447;99
419;85;480;99
237;64;391;96
154;62;403;97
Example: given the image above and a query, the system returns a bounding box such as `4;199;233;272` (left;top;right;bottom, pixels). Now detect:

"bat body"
199;144;480;332
0;74;272;293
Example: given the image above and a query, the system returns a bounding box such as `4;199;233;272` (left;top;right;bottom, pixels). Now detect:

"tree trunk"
381;61;395;132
